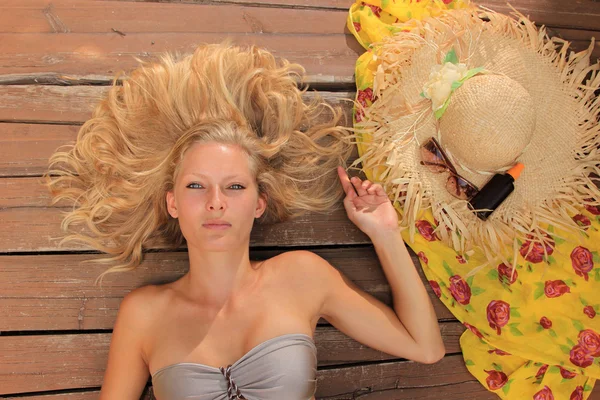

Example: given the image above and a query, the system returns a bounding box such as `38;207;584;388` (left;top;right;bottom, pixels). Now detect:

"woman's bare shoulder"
270;250;331;285
275;250;328;269
117;283;173;326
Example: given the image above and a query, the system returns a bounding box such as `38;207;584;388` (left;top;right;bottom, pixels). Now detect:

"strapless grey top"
151;333;318;400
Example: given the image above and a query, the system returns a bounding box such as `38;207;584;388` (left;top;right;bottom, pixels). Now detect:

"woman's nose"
206;187;225;211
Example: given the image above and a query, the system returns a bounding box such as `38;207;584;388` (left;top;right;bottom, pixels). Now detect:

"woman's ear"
255;192;268;219
166;190;178;219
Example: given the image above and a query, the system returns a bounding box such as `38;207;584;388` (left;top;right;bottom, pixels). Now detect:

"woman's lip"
202;224;231;229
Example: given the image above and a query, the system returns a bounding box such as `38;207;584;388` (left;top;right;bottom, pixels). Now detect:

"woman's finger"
337;166;354;195
376;185;387;197
351;176;368;197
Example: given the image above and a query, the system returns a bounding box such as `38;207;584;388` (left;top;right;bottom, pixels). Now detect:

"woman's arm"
307;167;444;363
99;288;152;400
370;229;445;361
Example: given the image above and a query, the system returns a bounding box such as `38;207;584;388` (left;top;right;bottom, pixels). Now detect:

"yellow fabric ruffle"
348;1;600;398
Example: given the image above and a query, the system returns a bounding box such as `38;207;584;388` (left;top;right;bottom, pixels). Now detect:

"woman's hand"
337;166;399;240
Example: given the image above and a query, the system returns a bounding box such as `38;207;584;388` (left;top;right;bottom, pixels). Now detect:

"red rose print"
442;0;453;4
418;251;429;264
463;322;484;339
362;2;382;17
584;305;596;319
573;214;591;230
570;344;594;368
497;263;517;285
355;108;364;123
355;88;374;123
357;87;373;105
355;110;364;123
535;364;548;380
578;329;600;356
584;200;600;215
533;386;554;400
428;280;441;298
544;280;570;298
487;300;510;335
559;366;577;379
456;255;467;264
449;275;472;305
353;22;361;32
484;369;508;390
488;348;511;356
571;386;584;400
416;220;439;241
520;234;554;263
571;246;594;281
540;317;552;329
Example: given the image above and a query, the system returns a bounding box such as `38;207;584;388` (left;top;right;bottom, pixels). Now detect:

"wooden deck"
1;0;600;398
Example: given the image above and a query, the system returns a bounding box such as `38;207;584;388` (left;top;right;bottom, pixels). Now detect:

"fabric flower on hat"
422;61;468;112
421;49;485;119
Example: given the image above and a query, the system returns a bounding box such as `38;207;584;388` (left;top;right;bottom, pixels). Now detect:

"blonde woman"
44;43;444;400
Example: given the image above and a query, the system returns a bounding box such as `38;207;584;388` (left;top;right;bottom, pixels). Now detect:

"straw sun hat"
352;6;600;269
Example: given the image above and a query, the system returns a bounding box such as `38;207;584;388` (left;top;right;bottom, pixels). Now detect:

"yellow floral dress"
348;1;600;399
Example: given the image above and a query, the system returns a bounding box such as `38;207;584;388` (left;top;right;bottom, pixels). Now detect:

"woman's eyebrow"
184;172;245;180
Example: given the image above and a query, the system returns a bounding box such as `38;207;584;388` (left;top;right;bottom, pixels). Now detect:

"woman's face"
166;141;267;251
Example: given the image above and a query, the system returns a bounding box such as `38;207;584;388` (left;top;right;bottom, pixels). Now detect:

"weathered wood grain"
103;0;600;33
0;0;348;34
0;86;353;123
0;330;466;395
1;1;599;86
0;355;512;400
0;123;80;177
0;248;456;332
0;32;362;86
0;122;360;178
0;178;371;252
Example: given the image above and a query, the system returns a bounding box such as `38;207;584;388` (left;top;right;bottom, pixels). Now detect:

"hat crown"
439;74;536;172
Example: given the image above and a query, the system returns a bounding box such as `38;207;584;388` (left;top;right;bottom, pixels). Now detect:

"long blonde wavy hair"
44;42;354;285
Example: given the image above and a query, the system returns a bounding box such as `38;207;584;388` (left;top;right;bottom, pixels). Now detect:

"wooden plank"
0;28;597;87
106;0;354;10
3;362;600;399
0;177;371;252
8;0;597;36
0;355;506;400
0;123;360;178
0;90;344;176
478;0;600;31
0;322;464;395
0;124;80;177
0;0;348;34
316;354;497;399
0;86;354;123
110;0;600;36
1;393;106;400
0;199;369;252
0;382;500;400
0;248;455;332
0;85;106;123
0;33;361;86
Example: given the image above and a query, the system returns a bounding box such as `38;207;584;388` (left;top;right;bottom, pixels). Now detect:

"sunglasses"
420;137;479;200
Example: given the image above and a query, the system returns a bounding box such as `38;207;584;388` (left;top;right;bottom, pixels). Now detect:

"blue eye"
186;183;245;190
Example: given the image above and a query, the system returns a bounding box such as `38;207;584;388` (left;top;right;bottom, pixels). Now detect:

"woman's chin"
193;237;248;252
